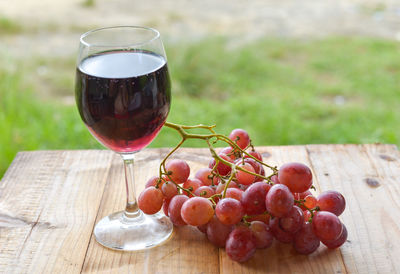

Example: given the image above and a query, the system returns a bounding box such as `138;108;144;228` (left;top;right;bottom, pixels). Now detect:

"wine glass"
75;26;173;251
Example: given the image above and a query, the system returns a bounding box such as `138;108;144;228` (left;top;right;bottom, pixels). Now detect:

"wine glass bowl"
75;26;173;250
76;27;171;153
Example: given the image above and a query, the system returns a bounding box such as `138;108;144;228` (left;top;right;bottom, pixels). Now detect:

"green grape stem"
161;172;196;197
241;211;270;226
208;193;222;206
160;121;279;198
221;170;236;199
242;218;251;226
158;138;185;183
242;211;270;221
294;199;320;222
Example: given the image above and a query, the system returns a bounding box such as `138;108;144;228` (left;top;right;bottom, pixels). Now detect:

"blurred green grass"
1;37;399;177
0;16;23;34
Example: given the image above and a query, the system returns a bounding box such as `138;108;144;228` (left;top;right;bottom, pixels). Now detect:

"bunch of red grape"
138;128;347;263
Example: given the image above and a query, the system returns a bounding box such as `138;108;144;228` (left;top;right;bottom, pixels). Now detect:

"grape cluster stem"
158;122;318;221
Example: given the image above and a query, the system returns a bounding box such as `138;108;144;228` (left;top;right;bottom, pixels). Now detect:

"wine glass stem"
121;153;140;219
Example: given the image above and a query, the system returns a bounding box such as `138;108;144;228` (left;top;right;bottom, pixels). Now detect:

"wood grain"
0;145;399;274
0;150;114;273
81;148;220;274
306;144;400;274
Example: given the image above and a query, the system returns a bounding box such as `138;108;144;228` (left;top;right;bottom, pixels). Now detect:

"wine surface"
76;50;171;152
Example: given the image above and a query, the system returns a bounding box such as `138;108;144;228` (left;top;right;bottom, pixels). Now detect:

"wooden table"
0;144;399;273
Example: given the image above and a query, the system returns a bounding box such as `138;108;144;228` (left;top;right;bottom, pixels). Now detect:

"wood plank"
218;145;346;274
0;150;114;273
81;148;220;274
306;144;400;274
1;145;399;273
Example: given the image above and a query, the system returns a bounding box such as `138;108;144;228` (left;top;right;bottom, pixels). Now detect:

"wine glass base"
94;211;173;251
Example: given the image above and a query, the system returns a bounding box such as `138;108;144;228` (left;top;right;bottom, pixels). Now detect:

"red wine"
75;51;171;152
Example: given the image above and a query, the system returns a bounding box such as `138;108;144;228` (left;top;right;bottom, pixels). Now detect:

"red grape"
239;157;265;182
229;128;251;150
241;181;271;215
206;215;234;247
215;198;245;225
269;217;294;243
249;221;274;249
294;190;313;210
293;222;320;254
194;185;215;198
197;223;208;234
168;195;189;226
165;159;190;184
195;167;219;186
236;162;256;185
279;206;304;234
220;146;239;161
304;195;317;209
181;197;214;226
235;157;257;171
296;190;312;200
321;224;347;249
255;165;265;182
161;181;179;199
162;198;171;216
225;188;244;201
265;184;294;217
245;150;263;162
138;186;164;215
225;226;256;262
209;153;233;176
317;190;346;216
312;211;343;241
182;178;202;195
145;175;161;188
278;162;313;193
215;181;238;194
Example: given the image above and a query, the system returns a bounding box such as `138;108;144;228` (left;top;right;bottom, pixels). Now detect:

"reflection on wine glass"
75;26;173;251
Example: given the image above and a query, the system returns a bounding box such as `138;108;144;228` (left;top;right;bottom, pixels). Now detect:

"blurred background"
1;0;399;177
